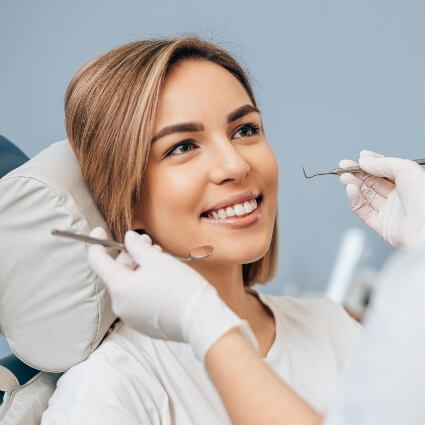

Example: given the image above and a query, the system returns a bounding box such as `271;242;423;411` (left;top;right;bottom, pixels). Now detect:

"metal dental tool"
51;229;214;261
302;158;425;179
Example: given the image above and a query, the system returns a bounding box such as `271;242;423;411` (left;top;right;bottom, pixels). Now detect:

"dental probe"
302;158;425;179
51;229;214;261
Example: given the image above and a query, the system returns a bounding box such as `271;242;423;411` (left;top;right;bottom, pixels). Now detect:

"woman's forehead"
155;60;252;127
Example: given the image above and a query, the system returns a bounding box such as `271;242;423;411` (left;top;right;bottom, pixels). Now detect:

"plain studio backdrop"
1;0;424;302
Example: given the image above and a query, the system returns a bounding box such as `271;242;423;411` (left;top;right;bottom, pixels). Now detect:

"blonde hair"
65;36;278;286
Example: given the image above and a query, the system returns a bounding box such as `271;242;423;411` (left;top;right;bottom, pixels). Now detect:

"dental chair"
0;139;117;424
0;135;28;177
0;134;37;407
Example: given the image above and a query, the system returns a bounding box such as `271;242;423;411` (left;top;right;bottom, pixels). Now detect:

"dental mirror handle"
52;229;125;250
51;229;214;261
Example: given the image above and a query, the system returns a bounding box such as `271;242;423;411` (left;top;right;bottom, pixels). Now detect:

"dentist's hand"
88;227;257;360
339;150;425;247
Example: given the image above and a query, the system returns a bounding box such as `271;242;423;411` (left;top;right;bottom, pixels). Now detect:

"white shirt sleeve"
41;343;171;425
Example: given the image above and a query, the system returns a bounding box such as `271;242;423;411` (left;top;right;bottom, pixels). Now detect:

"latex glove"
88;227;258;360
339;150;425;247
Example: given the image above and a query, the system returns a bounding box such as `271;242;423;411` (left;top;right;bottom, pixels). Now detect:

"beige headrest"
0;140;116;372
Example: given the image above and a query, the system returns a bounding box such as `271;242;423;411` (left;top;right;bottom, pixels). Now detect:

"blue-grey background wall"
1;0;424;305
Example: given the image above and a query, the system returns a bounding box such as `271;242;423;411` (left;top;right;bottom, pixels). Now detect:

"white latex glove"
339;150;425;247
88;227;258;360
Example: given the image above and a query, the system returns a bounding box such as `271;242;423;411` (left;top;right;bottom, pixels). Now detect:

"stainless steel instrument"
51;229;214;261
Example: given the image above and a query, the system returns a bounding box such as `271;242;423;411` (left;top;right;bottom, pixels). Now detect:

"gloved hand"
88;227;258;360
339;150;425;248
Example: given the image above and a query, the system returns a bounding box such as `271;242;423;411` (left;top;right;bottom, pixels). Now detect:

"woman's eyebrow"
151;123;203;143
151;104;260;143
226;104;260;123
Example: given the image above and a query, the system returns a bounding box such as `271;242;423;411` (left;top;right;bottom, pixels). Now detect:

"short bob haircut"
65;36;278;286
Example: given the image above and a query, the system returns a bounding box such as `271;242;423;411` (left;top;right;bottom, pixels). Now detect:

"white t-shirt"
41;292;362;425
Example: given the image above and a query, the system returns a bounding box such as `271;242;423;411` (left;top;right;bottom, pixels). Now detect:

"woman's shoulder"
258;292;362;349
258;292;363;383
41;323;168;424
259;291;359;324
56;321;165;388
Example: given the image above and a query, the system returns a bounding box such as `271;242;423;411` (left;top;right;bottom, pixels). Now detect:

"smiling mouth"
201;195;263;220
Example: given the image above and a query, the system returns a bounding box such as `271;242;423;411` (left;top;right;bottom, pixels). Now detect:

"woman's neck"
190;262;249;318
190;261;276;358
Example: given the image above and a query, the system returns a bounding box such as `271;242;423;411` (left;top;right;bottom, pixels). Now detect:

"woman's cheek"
147;172;202;241
253;142;278;192
265;145;279;184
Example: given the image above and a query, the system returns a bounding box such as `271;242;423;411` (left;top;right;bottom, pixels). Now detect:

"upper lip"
202;190;261;214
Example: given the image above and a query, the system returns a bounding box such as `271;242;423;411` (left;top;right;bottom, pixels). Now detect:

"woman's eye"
233;123;262;139
165;141;197;157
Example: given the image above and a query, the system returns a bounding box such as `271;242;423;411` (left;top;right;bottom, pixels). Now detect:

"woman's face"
132;59;278;265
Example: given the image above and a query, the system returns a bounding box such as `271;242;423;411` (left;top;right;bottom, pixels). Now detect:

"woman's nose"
208;139;251;185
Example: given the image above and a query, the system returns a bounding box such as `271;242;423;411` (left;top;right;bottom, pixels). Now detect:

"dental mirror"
51;229;214;261
181;245;215;261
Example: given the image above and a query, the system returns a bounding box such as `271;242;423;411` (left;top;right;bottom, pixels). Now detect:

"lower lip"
200;201;262;229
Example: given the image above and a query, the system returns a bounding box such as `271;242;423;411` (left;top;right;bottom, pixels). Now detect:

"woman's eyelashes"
163;123;263;158
165;140;197;157
233;122;263;139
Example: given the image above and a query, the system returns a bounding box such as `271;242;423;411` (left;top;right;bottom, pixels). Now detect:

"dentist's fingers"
340;172;393;203
339;159;369;182
340;174;387;212
88;243;132;286
338;155;386;222
116;250;138;270
124;230;163;266
88;227;132;285
359;156;425;198
90;226;108;240
339;157;394;202
339;159;359;168
134;234;162;252
345;183;380;232
90;226;135;271
357;156;414;181
138;233;153;245
359;150;383;159
359;156;425;214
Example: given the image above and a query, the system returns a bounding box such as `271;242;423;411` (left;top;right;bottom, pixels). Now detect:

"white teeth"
206;197;260;219
234;204;246;216
226;206;235;217
243;201;253;213
218;209;227;219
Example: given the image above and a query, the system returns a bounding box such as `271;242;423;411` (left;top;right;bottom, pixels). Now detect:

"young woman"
42;37;366;425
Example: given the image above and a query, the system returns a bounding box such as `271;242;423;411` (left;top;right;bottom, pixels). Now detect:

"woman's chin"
210;244;270;265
